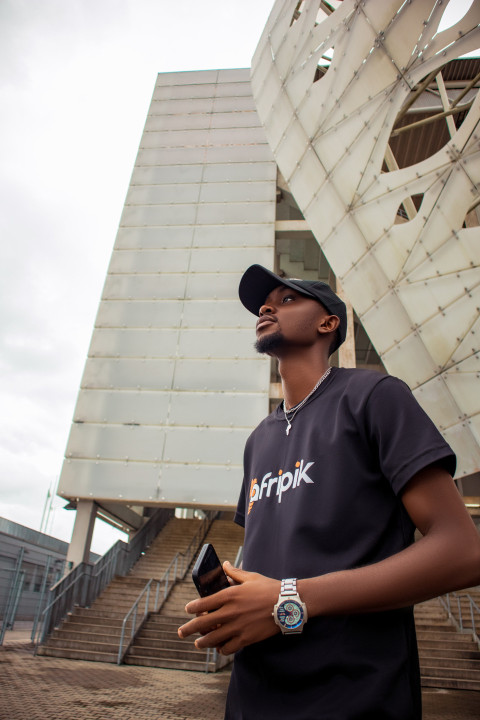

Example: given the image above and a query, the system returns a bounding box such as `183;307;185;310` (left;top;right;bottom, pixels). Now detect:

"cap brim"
239;264;314;316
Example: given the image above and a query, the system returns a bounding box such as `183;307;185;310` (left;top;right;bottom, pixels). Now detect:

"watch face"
277;599;304;629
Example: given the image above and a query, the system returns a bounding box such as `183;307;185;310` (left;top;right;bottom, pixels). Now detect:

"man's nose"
259;303;274;316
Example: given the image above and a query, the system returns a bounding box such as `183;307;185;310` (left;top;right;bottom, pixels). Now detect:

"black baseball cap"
239;264;347;354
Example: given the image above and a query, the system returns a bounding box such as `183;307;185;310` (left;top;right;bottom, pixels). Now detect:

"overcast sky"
0;0;475;556
0;0;274;554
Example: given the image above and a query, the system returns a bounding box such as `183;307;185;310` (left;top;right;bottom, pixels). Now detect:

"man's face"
254;284;327;356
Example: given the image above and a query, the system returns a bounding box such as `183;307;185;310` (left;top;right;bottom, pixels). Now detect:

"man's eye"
282;295;295;303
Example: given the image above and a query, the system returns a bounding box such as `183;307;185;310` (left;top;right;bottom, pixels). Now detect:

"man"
179;264;480;719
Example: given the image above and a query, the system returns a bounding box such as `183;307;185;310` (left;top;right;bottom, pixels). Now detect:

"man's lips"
256;316;277;331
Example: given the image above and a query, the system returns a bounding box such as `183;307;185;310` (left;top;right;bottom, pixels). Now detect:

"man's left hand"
177;563;280;655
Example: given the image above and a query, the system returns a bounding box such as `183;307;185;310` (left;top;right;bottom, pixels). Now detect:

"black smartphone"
192;543;230;598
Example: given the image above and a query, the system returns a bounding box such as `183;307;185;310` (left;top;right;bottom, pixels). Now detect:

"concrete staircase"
415;594;480;691
37;517;208;663
124;519;244;671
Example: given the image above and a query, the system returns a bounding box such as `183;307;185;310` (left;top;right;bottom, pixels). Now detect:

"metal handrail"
440;590;480;648
117;578;160;664
116;510;218;664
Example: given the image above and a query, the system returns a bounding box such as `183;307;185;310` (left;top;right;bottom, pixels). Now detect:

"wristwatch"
273;578;308;634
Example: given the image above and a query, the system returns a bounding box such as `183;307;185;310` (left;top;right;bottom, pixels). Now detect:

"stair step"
51;629;123;643
124;654;215;671
421;675;480;691
44;637;121;653
420;663;480;681
128;644;208;661
37;645;117;663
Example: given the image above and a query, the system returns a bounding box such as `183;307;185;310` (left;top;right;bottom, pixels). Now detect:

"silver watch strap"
280;578;297;596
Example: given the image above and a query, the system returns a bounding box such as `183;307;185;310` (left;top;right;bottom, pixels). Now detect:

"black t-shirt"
226;368;456;720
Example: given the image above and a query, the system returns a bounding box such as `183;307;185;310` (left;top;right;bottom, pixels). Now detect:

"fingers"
223;561;250;584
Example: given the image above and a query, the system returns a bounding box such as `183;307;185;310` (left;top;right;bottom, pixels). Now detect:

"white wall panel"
103;274;187;300
202;162;277;183
82;358;176;390
73;389;265;428
126;184;201;205
191;224;273;247
74;389;170;425
95;300;184;328
131;165;204;185
172;359;269;392
60;458;243;506
58;69;276;514
212;96;256;112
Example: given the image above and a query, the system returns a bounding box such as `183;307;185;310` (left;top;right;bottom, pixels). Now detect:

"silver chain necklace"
283;366;332;436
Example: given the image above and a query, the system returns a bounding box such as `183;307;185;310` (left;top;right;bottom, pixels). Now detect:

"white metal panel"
137;147;207;166
131;165;204;185
109;249;193;274
177;328;258;359
169;391;267;427
88;328;179;358
202;162;277;182
145;109;261;132
95;300;184;328
205;145;274;164
141;127;269;149
103;274;187;300
159;464;243;506
114;227;195;250
126;184;201;206
163;427;251;464
212;95;256;112
173;359;270;392
66;423;167;463
195;201;275;225
188;247;273;273
183;273;244;299
73;389;266;429
120;204;198;227
192;224;273;247
82;358;176;390
199;182;275;204
153;81;253;101
74;389;171;425
181;300;256;329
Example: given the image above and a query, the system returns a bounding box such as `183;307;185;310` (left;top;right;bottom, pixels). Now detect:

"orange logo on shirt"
248;478;258;515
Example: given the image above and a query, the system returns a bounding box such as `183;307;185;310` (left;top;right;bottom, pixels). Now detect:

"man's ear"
317;314;340;337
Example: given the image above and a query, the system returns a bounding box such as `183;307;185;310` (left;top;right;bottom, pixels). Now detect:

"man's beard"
254;330;284;355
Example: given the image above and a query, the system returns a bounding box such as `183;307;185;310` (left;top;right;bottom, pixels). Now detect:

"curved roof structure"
251;0;480;476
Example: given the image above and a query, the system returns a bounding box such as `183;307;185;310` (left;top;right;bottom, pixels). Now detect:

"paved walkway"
1;625;479;719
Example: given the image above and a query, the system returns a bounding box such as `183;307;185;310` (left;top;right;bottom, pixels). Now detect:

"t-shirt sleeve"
364;376;456;496
234;481;246;527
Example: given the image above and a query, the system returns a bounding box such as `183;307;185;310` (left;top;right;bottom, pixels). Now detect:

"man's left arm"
178;464;480;654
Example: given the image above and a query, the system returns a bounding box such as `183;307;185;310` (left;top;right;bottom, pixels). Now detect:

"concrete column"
66;500;97;570
336;280;356;368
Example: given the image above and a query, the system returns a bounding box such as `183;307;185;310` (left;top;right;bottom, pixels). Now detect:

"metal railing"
116;510;218;665
440;590;480;648
33;508;173;649
117;578;163;664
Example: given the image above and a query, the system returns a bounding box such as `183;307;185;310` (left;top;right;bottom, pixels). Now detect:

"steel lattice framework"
251;0;480;477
